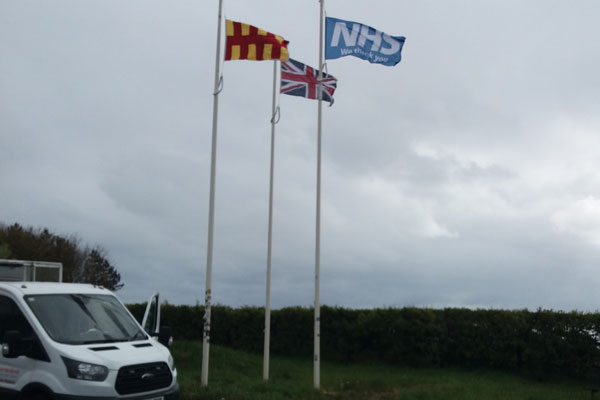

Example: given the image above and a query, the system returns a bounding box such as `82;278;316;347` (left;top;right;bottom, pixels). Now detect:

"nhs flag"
325;17;405;66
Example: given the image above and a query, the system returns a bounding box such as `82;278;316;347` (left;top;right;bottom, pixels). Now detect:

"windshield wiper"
82;331;125;344
129;330;148;341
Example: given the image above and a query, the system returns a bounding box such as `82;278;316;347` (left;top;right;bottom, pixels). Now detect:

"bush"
126;303;600;380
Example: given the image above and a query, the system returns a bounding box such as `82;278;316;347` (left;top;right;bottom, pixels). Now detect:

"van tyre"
24;393;49;400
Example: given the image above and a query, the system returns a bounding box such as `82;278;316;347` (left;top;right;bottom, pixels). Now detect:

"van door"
0;295;47;398
141;292;160;337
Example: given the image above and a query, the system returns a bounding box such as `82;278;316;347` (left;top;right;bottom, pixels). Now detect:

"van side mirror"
2;330;23;358
158;326;173;348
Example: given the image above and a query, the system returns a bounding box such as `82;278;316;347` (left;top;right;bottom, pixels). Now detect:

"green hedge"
126;303;600;379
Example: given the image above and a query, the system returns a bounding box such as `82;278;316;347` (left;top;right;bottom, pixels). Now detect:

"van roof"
0;282;113;297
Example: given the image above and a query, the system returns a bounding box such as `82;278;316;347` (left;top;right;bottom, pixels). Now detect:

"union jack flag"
280;59;337;103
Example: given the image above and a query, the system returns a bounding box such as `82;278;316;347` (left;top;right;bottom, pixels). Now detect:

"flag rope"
213;76;224;96
318;62;335;107
270;105;280;124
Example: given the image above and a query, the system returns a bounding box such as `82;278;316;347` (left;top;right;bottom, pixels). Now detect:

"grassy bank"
171;341;595;400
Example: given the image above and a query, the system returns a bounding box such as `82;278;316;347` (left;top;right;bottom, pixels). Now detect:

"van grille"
115;362;172;395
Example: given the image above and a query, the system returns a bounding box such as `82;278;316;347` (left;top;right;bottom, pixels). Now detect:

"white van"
0;282;180;400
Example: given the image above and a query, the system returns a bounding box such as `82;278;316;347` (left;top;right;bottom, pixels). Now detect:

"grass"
171;340;596;400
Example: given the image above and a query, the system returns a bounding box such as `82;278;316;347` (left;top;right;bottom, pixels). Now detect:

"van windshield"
25;294;147;345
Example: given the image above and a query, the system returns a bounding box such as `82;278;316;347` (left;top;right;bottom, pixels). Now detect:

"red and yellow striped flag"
225;20;289;61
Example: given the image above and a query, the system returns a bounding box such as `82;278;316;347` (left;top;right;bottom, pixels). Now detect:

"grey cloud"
3;0;600;312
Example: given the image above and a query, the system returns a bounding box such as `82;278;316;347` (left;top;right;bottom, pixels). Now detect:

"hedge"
126;303;600;380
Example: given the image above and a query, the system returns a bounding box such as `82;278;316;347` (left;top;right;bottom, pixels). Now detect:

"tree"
0;222;123;290
0;244;11;258
76;248;124;291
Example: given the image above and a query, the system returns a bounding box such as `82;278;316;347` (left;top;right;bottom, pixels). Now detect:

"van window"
25;294;147;345
0;295;49;361
0;295;34;341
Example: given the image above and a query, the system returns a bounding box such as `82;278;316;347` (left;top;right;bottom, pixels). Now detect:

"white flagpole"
201;0;224;387
314;0;325;390
263;59;279;381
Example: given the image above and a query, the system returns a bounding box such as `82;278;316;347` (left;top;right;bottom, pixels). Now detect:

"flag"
280;59;337;103
225;20;289;61
325;17;405;66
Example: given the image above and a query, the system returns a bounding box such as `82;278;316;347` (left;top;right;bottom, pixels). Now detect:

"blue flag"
325;17;405;66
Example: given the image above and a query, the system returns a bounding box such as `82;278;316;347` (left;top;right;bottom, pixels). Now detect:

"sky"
2;0;600;311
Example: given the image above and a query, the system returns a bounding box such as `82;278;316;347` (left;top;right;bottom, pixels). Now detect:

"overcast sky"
2;1;600;311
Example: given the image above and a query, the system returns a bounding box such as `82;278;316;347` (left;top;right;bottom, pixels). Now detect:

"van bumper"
53;383;180;400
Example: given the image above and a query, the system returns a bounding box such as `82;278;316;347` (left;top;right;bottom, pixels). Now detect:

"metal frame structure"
0;259;63;282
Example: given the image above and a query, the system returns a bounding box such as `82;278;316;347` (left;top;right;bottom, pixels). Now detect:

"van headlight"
168;355;175;371
62;357;109;381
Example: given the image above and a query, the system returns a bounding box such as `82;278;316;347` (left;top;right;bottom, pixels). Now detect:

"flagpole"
263;59;279;381
314;0;325;390
202;0;223;387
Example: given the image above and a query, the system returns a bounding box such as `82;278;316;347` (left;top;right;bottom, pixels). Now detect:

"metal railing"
0;259;63;282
